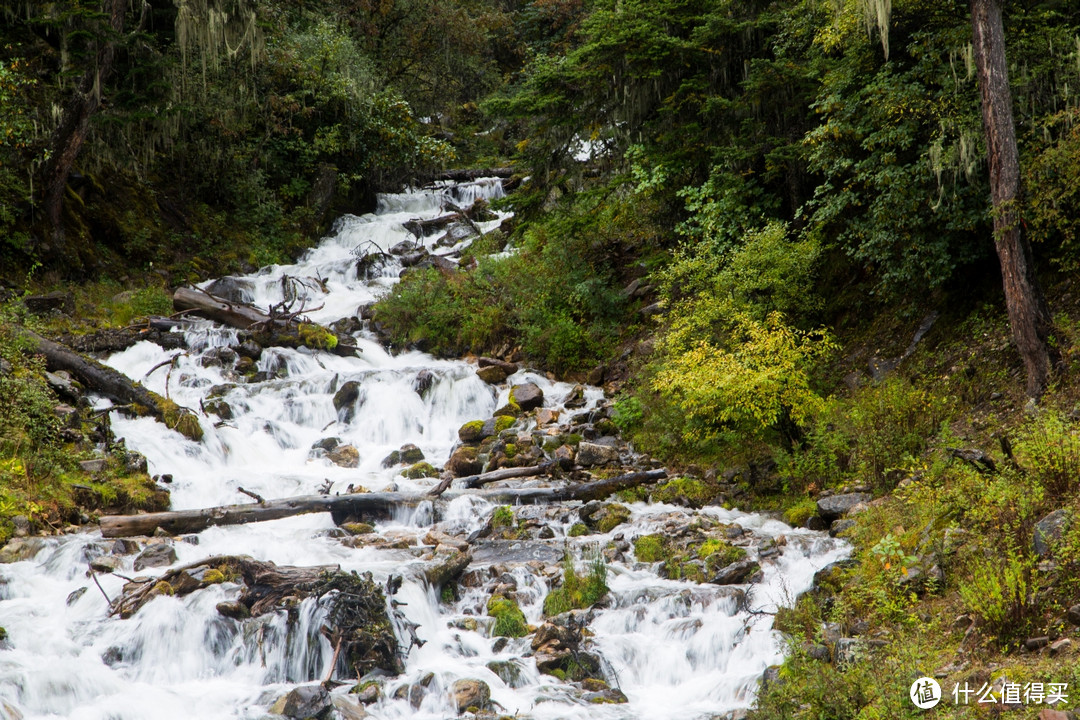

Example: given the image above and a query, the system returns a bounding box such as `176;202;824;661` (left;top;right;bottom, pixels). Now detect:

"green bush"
1012;411;1080;496
958;553;1041;649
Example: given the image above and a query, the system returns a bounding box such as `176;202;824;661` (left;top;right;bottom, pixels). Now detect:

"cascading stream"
0;179;849;720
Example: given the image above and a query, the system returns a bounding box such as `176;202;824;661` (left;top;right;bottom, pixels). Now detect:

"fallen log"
429;461;557;496
172;287;361;357
99;468;668;537
15;326;202;441
429;168;513;183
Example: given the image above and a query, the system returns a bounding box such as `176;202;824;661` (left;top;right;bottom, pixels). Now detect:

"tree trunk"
15;326;203;441
970;0;1056;398
98;469;669;537
39;0;127;248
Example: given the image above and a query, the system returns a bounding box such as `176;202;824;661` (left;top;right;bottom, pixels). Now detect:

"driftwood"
99;469;668;538
16;326;203;441
429;461;557;496
172;287;360;357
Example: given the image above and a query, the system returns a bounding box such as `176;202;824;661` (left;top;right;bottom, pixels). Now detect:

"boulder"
710;559;761;585
478;357;518;374
269;685;331;720
576;442;619;466
476;365;508;384
450;679;490;713
510;382;544;411
553;444;575;469
413;370;435;397
446;446;483;476
89;556;121;574
0;538;46;564
457;420;492;444
536;408;560;426
328;445;360;468
23;290;74;316
1067;604;1080;626
399;444;425;464
216;601;250;620
1034;509;1071;558
331;695;367;720
333;381;362;422
816;493;872;522
204;276;255;303
133;544;177;571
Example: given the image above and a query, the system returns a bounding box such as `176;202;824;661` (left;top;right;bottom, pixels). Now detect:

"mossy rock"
297;322;339;351
493;400;522;418
494;415;516;433
342;522;376;535
568;523;590;537
154;399;203;442
201;568;226;585
404;462;439;479
492;506;515;529
458;420;488;443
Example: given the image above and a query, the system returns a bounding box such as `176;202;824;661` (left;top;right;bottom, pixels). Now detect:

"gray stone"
124;452;148;474
1050;638;1072;656
1068;604;1080;626
450;679;490;713
269;684;331;719
331;695;367;720
1034;509;1072;558
413;369;435;397
327;444;360;468
10;516;29;537
510;382;544;411
829;519;856;536
761;665;782;691
45;370;81;400
89;556;121;574
576;442;619;466
816;493;872;521
710;559;761;585
79;459;107;473
133;544;177;571
1025;636;1050;651
0;538;45;564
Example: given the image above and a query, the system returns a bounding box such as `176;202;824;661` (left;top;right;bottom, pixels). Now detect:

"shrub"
1012;411;1080;496
958;553;1041;648
487;595;528;638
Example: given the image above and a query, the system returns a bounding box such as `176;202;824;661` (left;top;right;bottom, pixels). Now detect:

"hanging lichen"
861;0;891;60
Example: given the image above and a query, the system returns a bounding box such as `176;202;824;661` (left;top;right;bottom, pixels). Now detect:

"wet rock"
447;446;483;476
487;659;527;688
510;382;544;411
710;559;761;585
583;688;629;704
580;502;631;533
422;549;472;589
493;401;522;418
90;556;121;574
133;544;177;571
477;365;508;384
216;601;250;620
761;665;782;691
123;451;149;474
458;420;492;444
352;681;382;704
112;539;139;555
0;538;46;564
553;444;575;469
399;444;425;464
269;684;331;719
413;370;435;397
450;679;491;713
1034;509;1071;558
536;408;560;426
66;587;88;605
328;445;360;468
205;276;255;303
404;462;438;479
312;437;340;453
204;399;233;420
331;695;367;720
816;493;872;522
563;384;587;409
479;357;518;374
333;380;362;422
576;442;618;467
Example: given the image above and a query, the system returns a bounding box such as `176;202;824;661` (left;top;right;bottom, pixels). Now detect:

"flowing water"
0;179;849;720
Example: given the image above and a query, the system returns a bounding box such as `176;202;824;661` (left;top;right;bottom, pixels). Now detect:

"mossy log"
172;287;360;356
99;469;668;537
16;326;202;441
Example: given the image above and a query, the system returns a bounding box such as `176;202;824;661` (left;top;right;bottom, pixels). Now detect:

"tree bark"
39;0;127;248
98;469;668;537
970;0;1056;398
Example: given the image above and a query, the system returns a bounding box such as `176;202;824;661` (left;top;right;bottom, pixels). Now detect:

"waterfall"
0;178;848;720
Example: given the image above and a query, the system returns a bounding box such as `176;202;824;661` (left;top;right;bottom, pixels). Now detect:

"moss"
504;443;518;459
487;595;529;637
651;476;716;508
634;534;666;562
696;537;746;572
459;420;487;442
404;462;438;479
494;400;521;417
154;398;204;442
297;322;339;351
495;415;516;433
594;504;631;533
202;568;226;584
783;498;818;527
152;581;175;596
492;506;514;528
568;522;590;537
342;522;375;535
563;433;583;447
